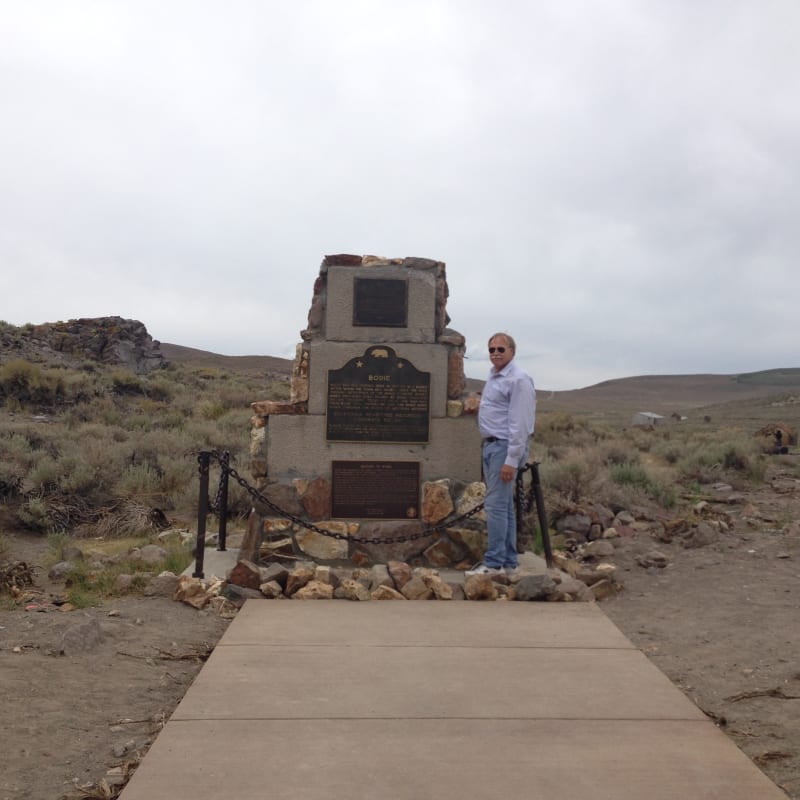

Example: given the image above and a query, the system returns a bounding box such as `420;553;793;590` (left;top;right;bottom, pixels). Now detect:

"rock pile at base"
202;556;613;605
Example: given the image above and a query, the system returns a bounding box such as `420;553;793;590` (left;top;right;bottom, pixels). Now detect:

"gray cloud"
2;1;798;389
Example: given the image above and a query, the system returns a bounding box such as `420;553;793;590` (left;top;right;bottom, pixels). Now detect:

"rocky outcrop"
0;317;166;374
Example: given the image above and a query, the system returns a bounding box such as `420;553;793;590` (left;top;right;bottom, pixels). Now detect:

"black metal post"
531;462;554;568
193;451;210;579
514;471;525;554
217;450;229;552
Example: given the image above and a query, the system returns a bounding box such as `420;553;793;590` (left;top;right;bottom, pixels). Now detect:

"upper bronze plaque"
353;277;408;327
326;346;430;443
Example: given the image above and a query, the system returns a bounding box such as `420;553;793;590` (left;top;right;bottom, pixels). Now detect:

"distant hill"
541;369;800;420
162;341;799;419
159;343;292;377
2;319;797;422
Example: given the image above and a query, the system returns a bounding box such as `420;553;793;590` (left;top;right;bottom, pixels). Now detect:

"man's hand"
500;464;515;483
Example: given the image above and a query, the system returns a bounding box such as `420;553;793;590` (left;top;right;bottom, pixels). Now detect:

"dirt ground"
1;461;799;800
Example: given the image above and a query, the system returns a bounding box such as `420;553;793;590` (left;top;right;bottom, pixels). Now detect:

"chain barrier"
207;450;229;514
197;450;486;545
515;462;536;514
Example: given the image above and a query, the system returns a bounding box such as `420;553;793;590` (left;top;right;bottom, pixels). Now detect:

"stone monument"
248;254;486;567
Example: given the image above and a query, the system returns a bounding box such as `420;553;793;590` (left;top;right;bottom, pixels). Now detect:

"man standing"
467;333;536;576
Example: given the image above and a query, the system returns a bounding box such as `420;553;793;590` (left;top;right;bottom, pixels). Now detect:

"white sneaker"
465;562;504;577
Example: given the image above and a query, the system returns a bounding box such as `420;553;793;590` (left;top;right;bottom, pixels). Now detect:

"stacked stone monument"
248;254;486;567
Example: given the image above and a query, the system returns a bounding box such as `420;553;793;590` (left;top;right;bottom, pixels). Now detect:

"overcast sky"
2;2;798;390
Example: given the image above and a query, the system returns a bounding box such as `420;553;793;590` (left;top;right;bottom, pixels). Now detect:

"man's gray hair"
488;332;516;352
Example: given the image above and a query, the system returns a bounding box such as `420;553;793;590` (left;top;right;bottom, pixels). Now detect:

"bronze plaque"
353;277;408;327
332;460;420;519
326;346;430;442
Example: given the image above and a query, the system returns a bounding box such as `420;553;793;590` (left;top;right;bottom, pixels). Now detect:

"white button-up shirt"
478;359;536;468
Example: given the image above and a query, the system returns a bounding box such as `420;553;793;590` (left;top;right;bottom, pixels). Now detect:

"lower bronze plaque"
332;460;420;519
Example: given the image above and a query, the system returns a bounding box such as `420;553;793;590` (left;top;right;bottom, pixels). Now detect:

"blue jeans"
482;439;524;569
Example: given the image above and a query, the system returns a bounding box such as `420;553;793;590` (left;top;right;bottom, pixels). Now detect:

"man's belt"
482;436;506;444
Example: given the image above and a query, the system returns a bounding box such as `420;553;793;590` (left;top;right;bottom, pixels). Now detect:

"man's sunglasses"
488;347;506;354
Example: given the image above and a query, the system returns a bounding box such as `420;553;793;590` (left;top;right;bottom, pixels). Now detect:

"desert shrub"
62;537;192;604
57;456;99;495
46;531;71;562
0;468;23;497
677;435;766;485
0;360;66;408
610;460;651;489
109;369;145;395
602;443;638;467
115;463;163;501
217;384;257;410
608;460;677;508
540;452;600;503
27;455;61;493
144;376;174;402
653;440;683;465
17;497;51;532
265;377;290;401
1;431;35;465
628;427;656;453
197;399;227;420
214;409;253;442
534;412;607;449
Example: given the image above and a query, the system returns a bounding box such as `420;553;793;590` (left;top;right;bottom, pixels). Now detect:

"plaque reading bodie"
332;460;420;519
352;277;408;327
326;346;430;443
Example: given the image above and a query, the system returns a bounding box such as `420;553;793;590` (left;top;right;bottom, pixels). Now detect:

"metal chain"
207;450;229;513
201;451;485;545
515;462;536;514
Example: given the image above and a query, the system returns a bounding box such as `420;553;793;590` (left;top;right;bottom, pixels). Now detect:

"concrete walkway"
119;601;787;799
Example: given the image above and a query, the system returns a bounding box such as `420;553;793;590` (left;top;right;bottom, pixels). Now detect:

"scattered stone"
400;575;434;600
115;574;136;593
556;513;592;537
48;561;74;580
421;480;454;523
590;579;617;600
551;574;593;602
228;560;264;591
61;545;85;562
134;544;169;565
368;564;394;591
463;575;499;601
258;563;289;589
582;540;615;558
313;565;333;586
293;580;334;600
594;563;617;580
59;618;103;656
143;572;180;598
421;572;454;600
387;560;413;590
285;565;315;596
371;585;406;600
423;537;466;567
514;574;557;601
259;581;285;599
334;579;372;601
682;522;719;549
635;550;669;569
